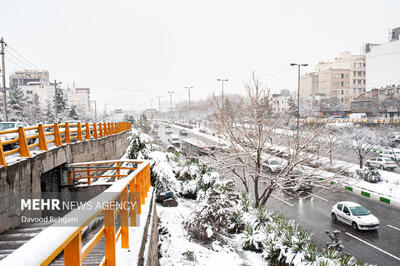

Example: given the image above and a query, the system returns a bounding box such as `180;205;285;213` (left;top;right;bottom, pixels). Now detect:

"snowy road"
155;123;400;266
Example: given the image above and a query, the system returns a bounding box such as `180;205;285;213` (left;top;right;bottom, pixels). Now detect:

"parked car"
179;129;188;136
365;157;397;170
262;158;283;173
165;124;171;129
165;130;173;135
380;150;400;161
199;129;207;134
331;201;379;231
0;122;36;149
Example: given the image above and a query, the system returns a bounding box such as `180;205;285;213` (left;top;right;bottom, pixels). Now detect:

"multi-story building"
366;27;400;90
271;93;291;114
67;87;90;114
300;51;365;112
9;70;49;88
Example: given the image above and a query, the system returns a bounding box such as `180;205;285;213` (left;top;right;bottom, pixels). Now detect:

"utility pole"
1;38;7;121
185;86;193;121
149;99;154;118
52;80;62;122
217;79;228;111
90;100;97;122
290;63;308;130
156;96;162;113
104;103;108;119
167;91;174;121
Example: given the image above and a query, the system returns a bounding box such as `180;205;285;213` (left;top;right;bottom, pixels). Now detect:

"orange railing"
0;121;132;167
1;159;151;266
67;160;139;185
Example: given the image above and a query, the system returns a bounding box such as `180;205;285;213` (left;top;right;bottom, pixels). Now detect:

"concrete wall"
0;131;130;233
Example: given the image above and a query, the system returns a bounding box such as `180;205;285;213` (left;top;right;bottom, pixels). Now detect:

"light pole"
290;63;308;129
156;96;162;113
167;91;174;121
217;78;228;111
185;86;193;121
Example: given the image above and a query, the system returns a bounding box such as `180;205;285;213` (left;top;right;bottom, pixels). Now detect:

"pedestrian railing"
1;159;151;266
0;121;132;167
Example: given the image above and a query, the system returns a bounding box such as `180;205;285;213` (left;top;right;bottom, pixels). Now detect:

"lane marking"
388;225;400;231
345;232;400;262
271;194;294;207
306;192;329;202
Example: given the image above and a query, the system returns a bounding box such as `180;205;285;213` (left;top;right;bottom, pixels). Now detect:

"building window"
26;90;33;94
358;80;362;84
363;88;366;92
341;82;344;86
353;71;357;76
353;88;356;93
341;73;344;78
389;89;394;94
358;88;362;93
363;80;366;84
354;63;357;68
341;90;344;95
341;98;344;103
353;80;357;84
397;88;400;93
380;90;385;95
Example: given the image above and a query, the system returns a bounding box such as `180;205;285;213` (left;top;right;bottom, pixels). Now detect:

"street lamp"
217;78;228;111
185;86;193;122
290;63;308;129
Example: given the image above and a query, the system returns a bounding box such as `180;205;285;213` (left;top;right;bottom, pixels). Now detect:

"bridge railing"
1;159;151;266
0;121;132;167
67;160;139;185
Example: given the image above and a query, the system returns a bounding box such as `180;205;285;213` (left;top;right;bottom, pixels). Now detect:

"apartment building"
68;87;90;114
300;51;365;112
9;70;49;88
271;93;291;114
366;27;400;90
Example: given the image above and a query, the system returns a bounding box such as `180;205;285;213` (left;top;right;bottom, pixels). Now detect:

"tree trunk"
254;178;260;208
260;186;274;206
360;158;363;169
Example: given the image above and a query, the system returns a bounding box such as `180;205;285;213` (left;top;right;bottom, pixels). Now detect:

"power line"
6;45;40;69
6;51;37;70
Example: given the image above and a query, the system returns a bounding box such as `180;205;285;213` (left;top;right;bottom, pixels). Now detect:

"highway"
156;123;400;266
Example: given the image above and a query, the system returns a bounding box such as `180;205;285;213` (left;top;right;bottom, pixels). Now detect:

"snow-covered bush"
184;179;239;245
242;225;265;252
358;167;381;183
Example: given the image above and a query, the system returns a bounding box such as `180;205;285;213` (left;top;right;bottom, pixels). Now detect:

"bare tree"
349;127;376;169
208;73;337;207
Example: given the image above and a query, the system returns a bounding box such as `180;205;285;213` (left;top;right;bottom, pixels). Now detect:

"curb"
344;185;400;208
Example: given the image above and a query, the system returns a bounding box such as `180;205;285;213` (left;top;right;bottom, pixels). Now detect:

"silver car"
366;157;397;170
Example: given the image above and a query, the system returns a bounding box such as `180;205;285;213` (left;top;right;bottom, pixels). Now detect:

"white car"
262;158;283;173
380;150;400;161
0;122;36;149
165;130;173;135
168;135;180;146
331;201;379;231
365;157;397;170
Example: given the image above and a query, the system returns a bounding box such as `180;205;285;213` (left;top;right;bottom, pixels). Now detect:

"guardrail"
301;118;399;124
67;160;138;185
0;121;132;167
1;159;151;266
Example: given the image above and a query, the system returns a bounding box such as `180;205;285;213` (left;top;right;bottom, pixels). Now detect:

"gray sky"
1;0;399;112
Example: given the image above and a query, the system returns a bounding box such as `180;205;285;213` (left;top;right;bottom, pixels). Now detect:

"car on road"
165;129;173;135
168;134;180;147
262;158;283;173
365;157;397;170
331;201;379;231
0;122;36;149
165;124;171;129
380;150;400;161
179;129;188;136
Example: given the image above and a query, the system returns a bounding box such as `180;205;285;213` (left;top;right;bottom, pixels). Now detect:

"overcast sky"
1;0;399;112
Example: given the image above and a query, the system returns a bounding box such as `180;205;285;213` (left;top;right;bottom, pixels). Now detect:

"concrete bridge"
0;121;131;233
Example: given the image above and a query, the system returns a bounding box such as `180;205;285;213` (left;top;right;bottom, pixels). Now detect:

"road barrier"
301;118;399;124
0;121;132;167
1;159;151;266
343;184;400;208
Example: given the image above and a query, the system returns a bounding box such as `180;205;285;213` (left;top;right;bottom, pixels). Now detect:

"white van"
168;134;180;146
349;113;367;119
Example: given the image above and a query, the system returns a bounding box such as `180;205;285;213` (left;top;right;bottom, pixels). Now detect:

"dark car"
179;129;188;136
